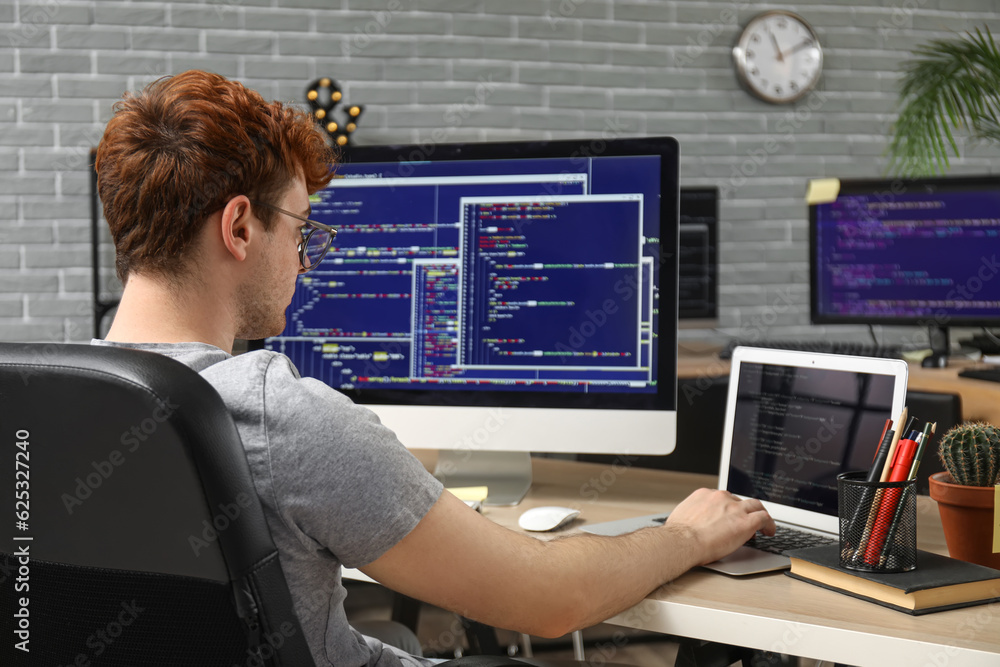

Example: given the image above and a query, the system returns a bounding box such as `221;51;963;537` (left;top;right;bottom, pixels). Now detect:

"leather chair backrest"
0;342;315;666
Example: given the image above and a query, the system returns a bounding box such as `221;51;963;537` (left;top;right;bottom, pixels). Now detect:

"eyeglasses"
250;200;337;273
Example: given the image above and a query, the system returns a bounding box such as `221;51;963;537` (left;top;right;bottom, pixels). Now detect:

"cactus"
937;422;1000;487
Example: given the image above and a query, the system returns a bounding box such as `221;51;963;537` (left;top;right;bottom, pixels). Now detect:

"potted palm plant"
928;422;1000;568
889;30;1000;568
887;28;1000;176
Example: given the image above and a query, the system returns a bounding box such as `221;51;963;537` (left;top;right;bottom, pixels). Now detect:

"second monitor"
810;175;1000;365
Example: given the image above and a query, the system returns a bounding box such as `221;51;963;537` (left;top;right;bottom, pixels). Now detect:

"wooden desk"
442;454;1000;667
677;351;1000;425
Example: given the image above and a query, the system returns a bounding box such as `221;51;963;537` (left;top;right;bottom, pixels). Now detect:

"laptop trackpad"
701;546;791;576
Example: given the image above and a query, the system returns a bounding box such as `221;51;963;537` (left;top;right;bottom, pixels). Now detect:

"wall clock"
732;11;823;104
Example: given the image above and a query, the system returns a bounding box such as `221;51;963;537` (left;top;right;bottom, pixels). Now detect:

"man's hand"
363;487;776;637
665;488;776;565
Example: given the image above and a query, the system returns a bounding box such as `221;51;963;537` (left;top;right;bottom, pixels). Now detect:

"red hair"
96;70;336;281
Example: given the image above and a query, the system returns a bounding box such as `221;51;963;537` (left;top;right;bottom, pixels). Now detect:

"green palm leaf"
887;28;1000;176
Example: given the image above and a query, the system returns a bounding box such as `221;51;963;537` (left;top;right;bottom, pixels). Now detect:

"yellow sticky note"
994;484;1000;553
447;486;489;502
806;178;841;205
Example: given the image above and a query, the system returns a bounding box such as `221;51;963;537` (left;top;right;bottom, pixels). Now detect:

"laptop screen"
726;361;897;518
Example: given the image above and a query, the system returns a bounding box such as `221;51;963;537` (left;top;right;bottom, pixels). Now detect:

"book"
785;545;1000;615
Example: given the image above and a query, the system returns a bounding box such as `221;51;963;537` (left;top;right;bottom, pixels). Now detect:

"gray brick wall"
2;0;999;344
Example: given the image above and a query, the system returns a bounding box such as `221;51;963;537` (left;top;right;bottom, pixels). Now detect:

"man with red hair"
95;70;773;667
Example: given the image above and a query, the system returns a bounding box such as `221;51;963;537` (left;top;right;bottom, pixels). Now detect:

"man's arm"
360;487;774;638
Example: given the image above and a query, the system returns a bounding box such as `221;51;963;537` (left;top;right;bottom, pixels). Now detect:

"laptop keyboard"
746;525;835;555
649;516;835;555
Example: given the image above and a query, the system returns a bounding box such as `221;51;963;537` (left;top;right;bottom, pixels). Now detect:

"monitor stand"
434;450;532;506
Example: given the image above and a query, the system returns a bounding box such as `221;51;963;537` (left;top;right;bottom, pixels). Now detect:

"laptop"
582;346;908;575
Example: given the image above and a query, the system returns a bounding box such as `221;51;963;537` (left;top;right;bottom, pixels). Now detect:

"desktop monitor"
810;175;1000;364
678;186;719;327
255;137;680;503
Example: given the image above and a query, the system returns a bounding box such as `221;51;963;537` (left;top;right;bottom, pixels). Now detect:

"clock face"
733;11;823;104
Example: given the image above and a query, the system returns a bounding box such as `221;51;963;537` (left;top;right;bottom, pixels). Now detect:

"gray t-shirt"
92;340;444;667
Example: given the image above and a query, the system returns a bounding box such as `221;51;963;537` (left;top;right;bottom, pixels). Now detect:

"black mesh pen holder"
837;471;917;573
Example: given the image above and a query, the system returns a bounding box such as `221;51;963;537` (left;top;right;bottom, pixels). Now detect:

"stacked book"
787;545;1000;615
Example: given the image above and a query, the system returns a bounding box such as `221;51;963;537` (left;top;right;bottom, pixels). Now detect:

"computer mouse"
517;506;581;532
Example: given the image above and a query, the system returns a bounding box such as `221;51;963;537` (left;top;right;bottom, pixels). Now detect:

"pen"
863;430;920;565
872;419;893;466
880;422;937;566
907;421;937;481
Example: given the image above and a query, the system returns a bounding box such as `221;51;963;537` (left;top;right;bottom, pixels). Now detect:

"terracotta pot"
928;472;1000;569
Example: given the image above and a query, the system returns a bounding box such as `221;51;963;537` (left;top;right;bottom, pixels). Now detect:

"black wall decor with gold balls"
305;77;364;146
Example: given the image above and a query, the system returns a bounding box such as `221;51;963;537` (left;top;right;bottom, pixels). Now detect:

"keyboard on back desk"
746;525;836;555
719;339;905;360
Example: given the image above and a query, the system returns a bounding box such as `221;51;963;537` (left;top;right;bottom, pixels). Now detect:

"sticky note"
994;484;1000;553
806;178;841;204
447;486;489;502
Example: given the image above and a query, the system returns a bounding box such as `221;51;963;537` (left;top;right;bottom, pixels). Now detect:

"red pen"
863;431;919;565
887;431;920;483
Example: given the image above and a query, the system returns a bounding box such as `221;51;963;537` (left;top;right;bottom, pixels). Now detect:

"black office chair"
0;342;315;666
0;343;632;667
904;390;962;494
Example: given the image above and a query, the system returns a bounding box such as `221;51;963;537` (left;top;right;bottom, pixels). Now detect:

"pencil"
844;422;895;551
880;409;910;482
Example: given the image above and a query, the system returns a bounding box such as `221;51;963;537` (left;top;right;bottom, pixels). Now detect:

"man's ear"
219;195;256;262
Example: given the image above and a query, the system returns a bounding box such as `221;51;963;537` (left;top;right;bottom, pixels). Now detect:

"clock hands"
768;29;785;62
765;28;815;62
784;38;816;59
